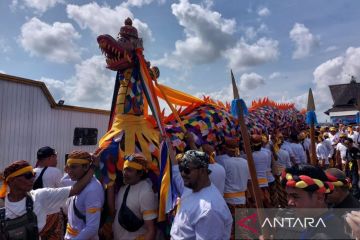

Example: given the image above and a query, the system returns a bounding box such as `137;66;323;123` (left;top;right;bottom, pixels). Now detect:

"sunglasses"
124;155;135;161
178;164;200;175
19;171;35;180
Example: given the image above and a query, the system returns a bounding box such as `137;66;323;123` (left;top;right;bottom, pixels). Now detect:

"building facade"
0;73;110;171
325;76;360;124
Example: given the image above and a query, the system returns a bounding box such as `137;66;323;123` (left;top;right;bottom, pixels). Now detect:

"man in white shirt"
171;150;232;240
112;153;157;240
272;132;291;207
248;134;272;208
33;146;64;239
184;132;226;195
289;133;307;165
215;137;250;240
0;156;99;239
323;133;334;166
316;135;330;169
328;127;340;146
336;134;348;169
347;126;360;149
281;137;297;166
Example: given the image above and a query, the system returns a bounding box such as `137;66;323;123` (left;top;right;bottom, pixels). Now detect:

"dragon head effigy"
97;18;143;71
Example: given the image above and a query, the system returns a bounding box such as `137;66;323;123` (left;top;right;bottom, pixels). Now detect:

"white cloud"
325;45;338;52
66;2;153;42
19;17;81;63
0;70;6;74
286;46;360;121
41;77;67;100
269;72;281;79
0;38;11;53
121;0;165;8
42;55;114;109
70;55;113;106
257;7;270;17
239;72;265;90
194;84;233;103
11;0;63;13
193;73;264;103
243;23;268;40
223;38;279;72
153;0;236;68
289;23;319;59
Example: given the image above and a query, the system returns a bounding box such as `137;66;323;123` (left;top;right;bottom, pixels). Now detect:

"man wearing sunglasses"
170;150;232;240
0;153;100;240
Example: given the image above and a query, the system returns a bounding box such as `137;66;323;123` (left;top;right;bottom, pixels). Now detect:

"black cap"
37;146;56;160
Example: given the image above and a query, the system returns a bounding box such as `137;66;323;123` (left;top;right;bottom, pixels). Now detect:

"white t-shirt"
275;149;291;175
323;139;334;157
329;132;339;145
5;187;71;232
215;154;250;205
336;142;347;162
251;150;271;187
113;179;158;240
316;143;329;164
34;167;62;188
170;184;232;240
261;148;275;183
281;141;296;161
208;163;226;195
290;143;307;164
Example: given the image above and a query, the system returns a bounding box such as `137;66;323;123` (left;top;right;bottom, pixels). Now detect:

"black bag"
118;185;144;232
73;196;86;223
0;195;39;240
33;167;48;190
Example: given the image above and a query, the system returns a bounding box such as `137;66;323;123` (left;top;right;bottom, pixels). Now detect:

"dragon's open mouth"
97;34;133;71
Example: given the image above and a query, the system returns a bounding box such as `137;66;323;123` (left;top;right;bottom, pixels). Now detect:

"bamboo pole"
231;70;269;238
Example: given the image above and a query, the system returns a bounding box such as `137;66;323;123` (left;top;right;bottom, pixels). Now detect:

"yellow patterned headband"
5;166;33;182
124;160;145;171
67;158;91;166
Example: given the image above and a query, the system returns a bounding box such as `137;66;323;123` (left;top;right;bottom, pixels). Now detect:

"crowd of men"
0;123;360;239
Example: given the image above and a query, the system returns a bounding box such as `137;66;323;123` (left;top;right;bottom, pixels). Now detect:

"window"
73;128;98;146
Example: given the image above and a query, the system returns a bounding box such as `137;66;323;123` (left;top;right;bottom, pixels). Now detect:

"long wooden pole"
231;70;268;238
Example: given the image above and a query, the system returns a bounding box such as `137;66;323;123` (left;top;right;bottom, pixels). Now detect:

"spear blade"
231;69;240;99
307;88;315;111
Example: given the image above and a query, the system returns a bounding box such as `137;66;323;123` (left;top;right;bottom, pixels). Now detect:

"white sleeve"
194;209;232;240
172;165;184;196
74;187;104;240
51;168;63;188
35;187;71;215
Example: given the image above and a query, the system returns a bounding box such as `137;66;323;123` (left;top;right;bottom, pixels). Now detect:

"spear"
231;70;268;238
306;88;318;166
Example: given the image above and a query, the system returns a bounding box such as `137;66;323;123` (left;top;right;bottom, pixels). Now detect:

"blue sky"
1;0;360;121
